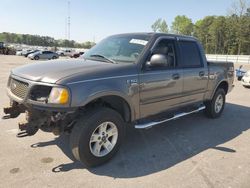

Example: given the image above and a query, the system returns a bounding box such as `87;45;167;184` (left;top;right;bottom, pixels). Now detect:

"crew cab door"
177;39;208;104
139;37;183;118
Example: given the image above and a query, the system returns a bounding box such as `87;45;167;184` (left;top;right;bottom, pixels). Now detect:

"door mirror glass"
148;54;169;67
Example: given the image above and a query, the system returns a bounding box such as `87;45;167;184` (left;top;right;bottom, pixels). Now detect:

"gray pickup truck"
3;33;234;167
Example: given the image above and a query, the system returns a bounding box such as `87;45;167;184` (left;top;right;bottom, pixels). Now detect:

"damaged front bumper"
3;101;77;137
3;75;78;137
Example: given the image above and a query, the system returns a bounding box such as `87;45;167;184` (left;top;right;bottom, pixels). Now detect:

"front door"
139;38;183;118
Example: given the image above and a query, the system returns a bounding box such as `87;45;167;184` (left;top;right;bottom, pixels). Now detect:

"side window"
179;41;202;67
151;39;176;68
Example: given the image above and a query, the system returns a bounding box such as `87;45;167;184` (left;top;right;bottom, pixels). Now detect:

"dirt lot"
0;55;250;188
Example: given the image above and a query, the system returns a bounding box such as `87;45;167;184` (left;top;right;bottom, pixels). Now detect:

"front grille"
9;78;29;99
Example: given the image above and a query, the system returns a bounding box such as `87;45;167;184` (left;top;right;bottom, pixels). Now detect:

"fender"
210;79;229;99
79;90;136;121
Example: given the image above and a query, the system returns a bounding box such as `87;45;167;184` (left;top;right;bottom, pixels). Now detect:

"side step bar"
135;106;206;129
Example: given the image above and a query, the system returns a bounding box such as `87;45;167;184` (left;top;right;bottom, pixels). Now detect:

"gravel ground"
0;55;250;188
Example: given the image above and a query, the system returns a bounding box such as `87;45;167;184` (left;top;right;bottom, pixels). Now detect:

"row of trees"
151;0;250;55
0;32;95;49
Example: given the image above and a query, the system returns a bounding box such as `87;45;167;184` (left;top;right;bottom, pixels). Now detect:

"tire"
204;88;226;118
52;56;57;59
237;76;242;81
70;107;125;167
243;85;250;88
34;56;39;60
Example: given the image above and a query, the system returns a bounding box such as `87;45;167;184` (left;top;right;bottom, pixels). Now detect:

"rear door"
139;37;183;118
178;39;208;104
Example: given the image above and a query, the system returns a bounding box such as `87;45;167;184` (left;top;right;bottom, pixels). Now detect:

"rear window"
179;41;202;67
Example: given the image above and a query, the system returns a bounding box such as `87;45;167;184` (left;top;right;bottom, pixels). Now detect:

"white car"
16;49;31;56
241;70;250;88
56;49;74;56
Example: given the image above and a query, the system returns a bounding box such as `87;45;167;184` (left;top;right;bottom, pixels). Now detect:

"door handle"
172;73;180;80
199;71;205;77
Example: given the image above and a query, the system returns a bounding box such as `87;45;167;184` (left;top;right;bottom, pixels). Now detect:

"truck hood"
11;59;137;84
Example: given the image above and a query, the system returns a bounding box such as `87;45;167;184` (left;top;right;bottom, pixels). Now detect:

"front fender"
68;79;139;121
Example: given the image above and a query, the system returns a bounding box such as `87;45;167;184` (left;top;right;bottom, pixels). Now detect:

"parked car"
57;49;74;56
235;65;247;81
28;50;59;60
16;49;31;56
70;51;84;58
3;33;234;167
24;50;40;57
15;50;23;56
241;70;250;88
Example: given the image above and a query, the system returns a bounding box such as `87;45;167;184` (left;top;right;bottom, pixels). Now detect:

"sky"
0;0;236;42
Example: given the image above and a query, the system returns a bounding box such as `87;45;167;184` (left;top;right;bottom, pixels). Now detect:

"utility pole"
67;1;71;40
65;17;67;40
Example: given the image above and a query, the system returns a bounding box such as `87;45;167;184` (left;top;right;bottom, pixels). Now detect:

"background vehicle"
70;51;84;58
28;50;59;60
21;50;32;56
3;33;234;167
235;65;246;81
0;42;16;55
57;49;74;56
241;70;250;88
24;50;40;57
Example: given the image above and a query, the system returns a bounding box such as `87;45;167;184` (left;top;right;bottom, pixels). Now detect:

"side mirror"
147;54;168;67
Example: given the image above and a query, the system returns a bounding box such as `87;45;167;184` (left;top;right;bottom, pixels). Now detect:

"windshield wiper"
90;54;117;64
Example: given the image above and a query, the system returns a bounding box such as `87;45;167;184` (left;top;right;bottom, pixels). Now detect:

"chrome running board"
135;106;206;129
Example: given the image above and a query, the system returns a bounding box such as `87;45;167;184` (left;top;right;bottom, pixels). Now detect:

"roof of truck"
111;32;197;40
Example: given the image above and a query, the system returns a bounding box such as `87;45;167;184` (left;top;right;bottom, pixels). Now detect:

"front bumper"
4;75;78;137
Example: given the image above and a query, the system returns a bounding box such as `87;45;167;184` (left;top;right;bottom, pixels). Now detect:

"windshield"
83;35;151;63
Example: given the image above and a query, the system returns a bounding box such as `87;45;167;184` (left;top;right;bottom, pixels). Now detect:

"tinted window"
179;41;202;67
151;39;176;68
43;51;52;54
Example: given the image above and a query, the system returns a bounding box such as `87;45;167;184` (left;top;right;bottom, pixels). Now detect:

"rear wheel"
34;56;39;60
52;56;57;59
204;88;225;118
69;107;125;167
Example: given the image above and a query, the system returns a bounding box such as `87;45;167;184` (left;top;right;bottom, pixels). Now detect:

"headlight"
48;87;69;104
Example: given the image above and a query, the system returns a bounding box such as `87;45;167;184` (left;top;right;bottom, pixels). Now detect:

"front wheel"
69;107;125;167
204;88;226;118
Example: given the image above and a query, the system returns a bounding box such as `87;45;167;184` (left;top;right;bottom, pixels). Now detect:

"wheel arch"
212;80;229;98
80;92;135;123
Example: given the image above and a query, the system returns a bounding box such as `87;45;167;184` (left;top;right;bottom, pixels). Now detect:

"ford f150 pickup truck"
3;33;234;167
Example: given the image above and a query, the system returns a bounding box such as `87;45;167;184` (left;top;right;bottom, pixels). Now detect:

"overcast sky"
0;0;237;42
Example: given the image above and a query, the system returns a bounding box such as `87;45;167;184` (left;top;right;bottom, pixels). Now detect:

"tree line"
151;0;250;55
0;32;95;49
